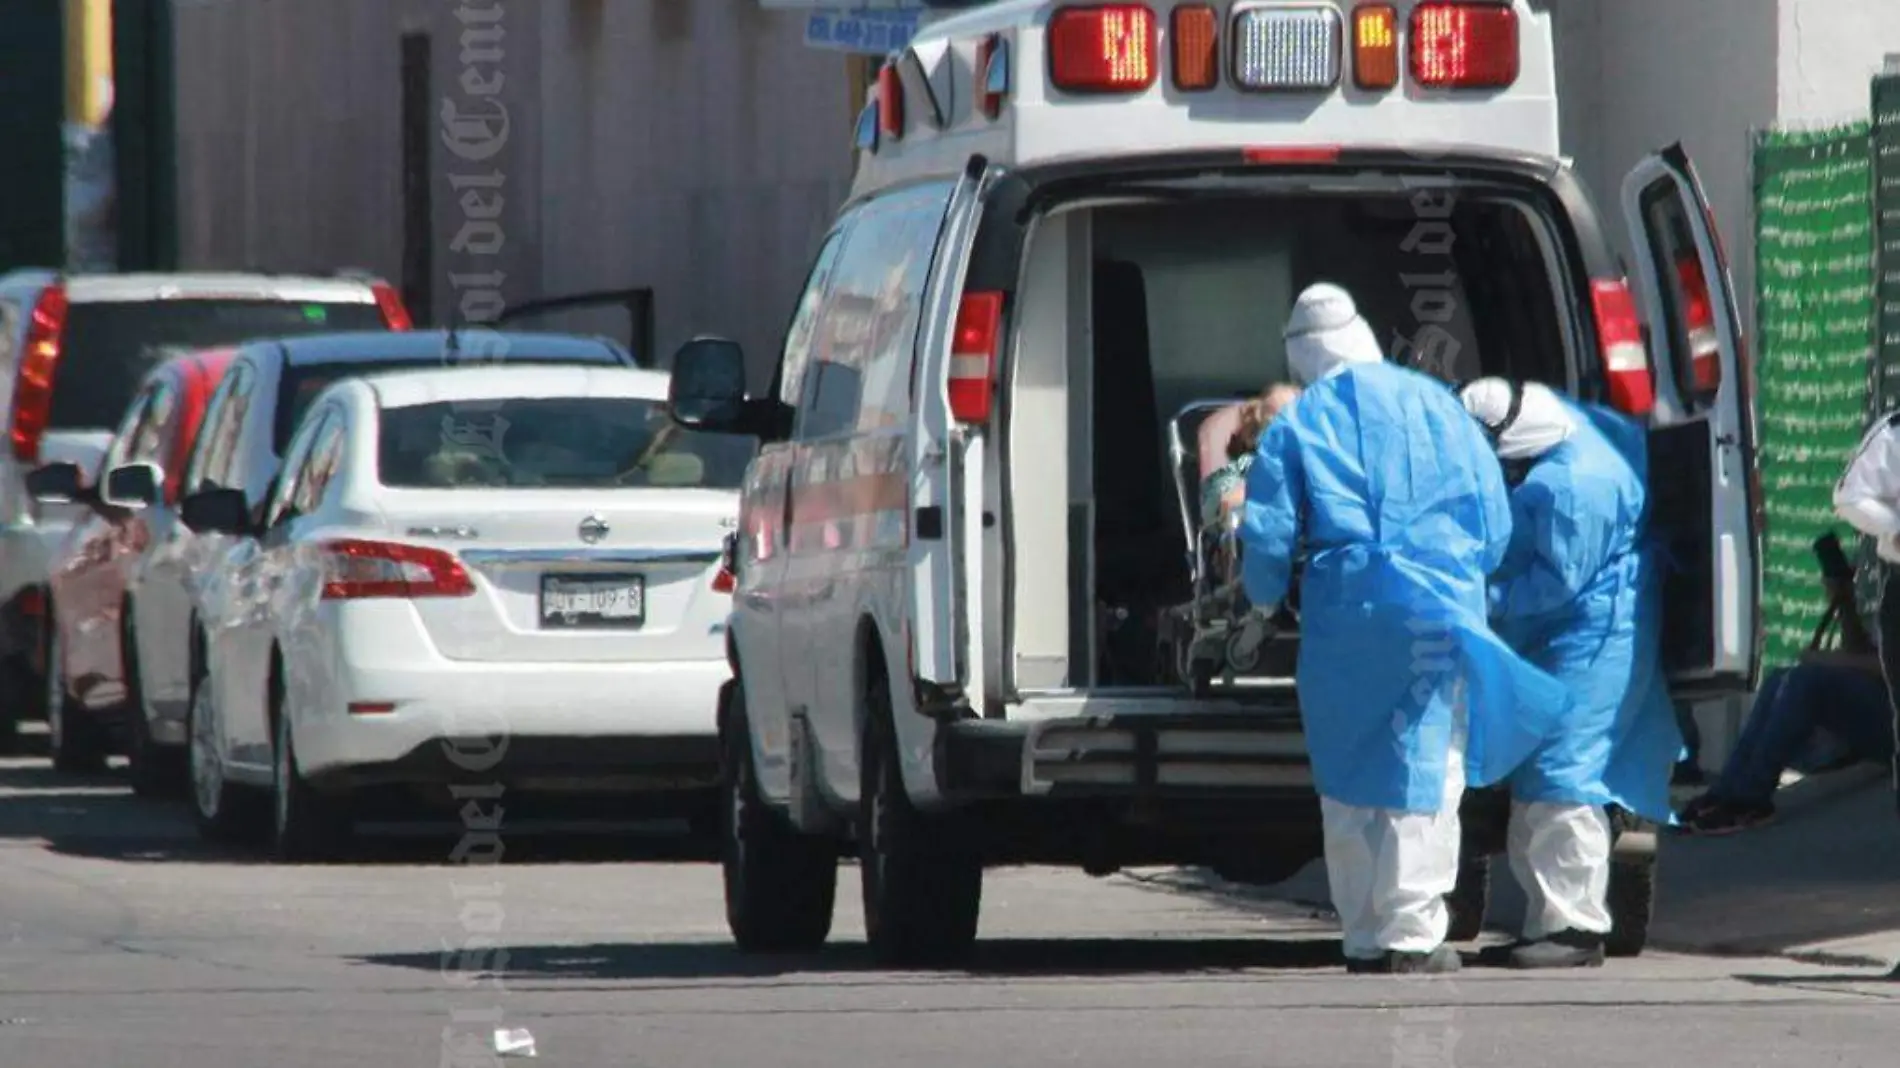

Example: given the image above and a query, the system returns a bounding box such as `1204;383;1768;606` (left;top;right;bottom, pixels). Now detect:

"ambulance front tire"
720;677;839;955
859;660;982;967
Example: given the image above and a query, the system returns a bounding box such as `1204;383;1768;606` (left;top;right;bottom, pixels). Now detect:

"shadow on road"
1646;774;1900;959
353;935;1346;980
0;757;720;866
1730;967;1900;989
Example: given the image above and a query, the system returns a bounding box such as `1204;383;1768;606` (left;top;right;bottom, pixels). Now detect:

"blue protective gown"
1239;362;1575;813
1488;399;1681;823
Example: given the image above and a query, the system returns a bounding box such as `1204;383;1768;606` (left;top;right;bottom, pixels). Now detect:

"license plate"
540;573;645;628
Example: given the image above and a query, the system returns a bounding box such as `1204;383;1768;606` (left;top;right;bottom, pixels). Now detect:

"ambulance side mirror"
667;336;791;442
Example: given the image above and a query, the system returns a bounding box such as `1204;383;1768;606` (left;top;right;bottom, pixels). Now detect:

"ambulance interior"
1006;187;1605;695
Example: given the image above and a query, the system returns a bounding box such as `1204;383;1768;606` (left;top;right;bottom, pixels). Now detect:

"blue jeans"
1708;663;1894;806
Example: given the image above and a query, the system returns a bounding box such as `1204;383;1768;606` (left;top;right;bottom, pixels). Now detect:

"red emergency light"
1047;4;1156;93
878;62;904;139
371;282;414;330
976;34;1006;118
1410;2;1518;89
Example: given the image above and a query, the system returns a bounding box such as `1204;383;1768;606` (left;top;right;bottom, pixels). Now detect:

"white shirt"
1834;412;1900;564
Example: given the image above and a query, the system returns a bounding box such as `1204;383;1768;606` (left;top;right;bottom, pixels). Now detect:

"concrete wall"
1552;0;1780;339
170;0;854;382
1776;0;1898;123
536;1;853;382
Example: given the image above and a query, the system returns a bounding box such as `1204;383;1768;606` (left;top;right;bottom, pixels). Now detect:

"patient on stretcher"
1167;383;1303;691
1200;384;1302;529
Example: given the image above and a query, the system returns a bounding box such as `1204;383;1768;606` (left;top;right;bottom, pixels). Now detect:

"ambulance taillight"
1047;4;1156;92
1352;4;1400;90
1232;6;1341;91
1170;5;1219;91
1675;256;1721;394
1592;279;1655;417
948;292;1005;424
1411;2;1519;88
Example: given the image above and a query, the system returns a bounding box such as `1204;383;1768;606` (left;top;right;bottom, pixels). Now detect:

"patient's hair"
1227;383;1302;460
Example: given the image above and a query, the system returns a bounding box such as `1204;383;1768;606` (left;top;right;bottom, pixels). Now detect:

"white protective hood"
1284;283;1384;386
1459;377;1576;461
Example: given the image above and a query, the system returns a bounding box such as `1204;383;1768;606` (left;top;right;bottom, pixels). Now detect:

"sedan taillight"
319;539;474;599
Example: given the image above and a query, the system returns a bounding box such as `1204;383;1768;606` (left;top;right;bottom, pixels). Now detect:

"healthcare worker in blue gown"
1239;284;1574;976
1458;378;1682;970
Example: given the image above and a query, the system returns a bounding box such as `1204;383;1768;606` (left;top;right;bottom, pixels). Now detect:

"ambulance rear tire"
721;679;838;955
1604;809;1657;958
860;664;982;967
1604;853;1656;958
1445;854;1491;943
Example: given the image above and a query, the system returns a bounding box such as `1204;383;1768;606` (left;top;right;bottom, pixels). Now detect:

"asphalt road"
1;744;1897;1068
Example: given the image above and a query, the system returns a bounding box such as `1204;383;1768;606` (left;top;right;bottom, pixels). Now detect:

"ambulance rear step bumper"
939;700;1312;801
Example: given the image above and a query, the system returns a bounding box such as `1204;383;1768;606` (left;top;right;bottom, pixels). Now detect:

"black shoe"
1345;946;1462;975
1672;760;1706;787
1509;929;1605;969
1675;795;1775;836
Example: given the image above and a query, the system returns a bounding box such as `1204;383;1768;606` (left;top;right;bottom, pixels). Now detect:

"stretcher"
1154;399;1299;696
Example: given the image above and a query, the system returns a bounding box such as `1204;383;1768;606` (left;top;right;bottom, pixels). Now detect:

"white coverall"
1460;380;1615;941
1319;690;1469;957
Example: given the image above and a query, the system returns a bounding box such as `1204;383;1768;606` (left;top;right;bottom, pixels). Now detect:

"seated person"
1201;384;1301;529
1677;583;1892;835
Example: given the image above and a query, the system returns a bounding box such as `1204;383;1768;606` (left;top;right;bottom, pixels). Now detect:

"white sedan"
175;364;753;860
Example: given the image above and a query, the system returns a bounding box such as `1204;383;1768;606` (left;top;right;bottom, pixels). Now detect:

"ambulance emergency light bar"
1231;6;1341;91
1042;1;1517;95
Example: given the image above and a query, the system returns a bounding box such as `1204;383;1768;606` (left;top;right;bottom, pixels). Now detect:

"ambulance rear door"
908;154;994;714
1620;144;1764;695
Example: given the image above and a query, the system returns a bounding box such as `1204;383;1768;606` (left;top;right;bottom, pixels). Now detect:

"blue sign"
805;8;920;54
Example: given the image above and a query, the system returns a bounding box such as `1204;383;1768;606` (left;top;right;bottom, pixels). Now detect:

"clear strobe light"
1231;6;1341;91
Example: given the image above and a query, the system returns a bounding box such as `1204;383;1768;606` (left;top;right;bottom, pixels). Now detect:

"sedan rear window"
377;397;757;490
51;299;387;431
274;349;627;453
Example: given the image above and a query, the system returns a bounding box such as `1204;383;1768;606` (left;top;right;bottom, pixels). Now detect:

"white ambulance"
667;0;1762;966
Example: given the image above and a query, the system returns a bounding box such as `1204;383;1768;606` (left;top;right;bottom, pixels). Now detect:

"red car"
34;347;234;788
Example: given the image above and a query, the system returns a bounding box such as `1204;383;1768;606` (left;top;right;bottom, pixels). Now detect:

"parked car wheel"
46;625;107;774
0;657;25;755
271;688;352;863
188;663;264;845
720;678;837;954
859;662;982;967
123;607;183;798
